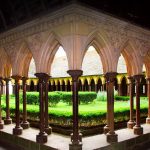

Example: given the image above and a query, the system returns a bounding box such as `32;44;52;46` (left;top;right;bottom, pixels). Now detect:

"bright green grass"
1;95;148;117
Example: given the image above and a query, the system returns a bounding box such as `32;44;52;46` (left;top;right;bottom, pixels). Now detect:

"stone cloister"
0;4;150;150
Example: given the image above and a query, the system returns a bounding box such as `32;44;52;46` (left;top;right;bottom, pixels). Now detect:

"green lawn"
0;95;149;126
1;95;148;116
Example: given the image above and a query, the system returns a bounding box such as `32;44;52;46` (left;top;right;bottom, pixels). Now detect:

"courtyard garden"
0;91;148;130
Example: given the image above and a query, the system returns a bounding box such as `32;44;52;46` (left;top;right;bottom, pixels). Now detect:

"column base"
106;132;118;143
45;127;52;135
21;121;30;129
146;117;150;124
36;134;47;143
103;125;110;134
133;125;143;135
4;118;12;125
127;120;135;129
69;142;82;150
71;133;82;142
0;122;4;129
13;127;23;135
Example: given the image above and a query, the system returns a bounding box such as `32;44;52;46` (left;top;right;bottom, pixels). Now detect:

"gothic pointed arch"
144;50;150;77
117;40;142;76
51;46;69;77
82;31;113;73
82;46;103;75
0;47;11;77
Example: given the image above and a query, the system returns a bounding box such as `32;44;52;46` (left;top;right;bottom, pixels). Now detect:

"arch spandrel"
114;39;143;76
0;47;11;77
3;41;33;76
61;34;87;70
81;31;115;73
144;50;150;77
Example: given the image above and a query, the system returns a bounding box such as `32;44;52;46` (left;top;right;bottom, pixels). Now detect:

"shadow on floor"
0;141;23;150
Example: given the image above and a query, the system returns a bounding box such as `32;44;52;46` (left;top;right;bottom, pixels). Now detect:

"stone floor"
1;124;150;150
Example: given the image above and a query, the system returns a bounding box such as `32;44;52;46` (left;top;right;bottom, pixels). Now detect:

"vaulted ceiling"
0;0;149;33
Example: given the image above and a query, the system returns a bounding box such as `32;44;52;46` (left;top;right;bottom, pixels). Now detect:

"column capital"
35;73;50;80
128;76;134;80
104;72;117;82
67;70;83;79
146;77;150;83
11;75;22;82
22;77;28;81
0;77;3;82
127;76;134;84
133;74;143;83
4;78;11;82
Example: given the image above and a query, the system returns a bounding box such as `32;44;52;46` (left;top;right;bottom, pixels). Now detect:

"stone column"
95;84;98;92
88;85;91;91
1;82;4;94
60;85;63;91
133;75;143;135
104;72;118;143
0;77;4;129
51;84;54;92
118;84;122;96
81;84;84;91
34;85;37;91
4;78;12;124
127;83;130;96
43;74;52;135
11;75;23;135
21;77;30;129
35;73;48;143
102;84;105;91
12;85;15;94
26;85;30;92
67;70;82;150
65;85;68;91
127;76;135;129
146;78;150;124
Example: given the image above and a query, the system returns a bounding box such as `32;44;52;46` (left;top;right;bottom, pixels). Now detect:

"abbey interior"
0;0;150;150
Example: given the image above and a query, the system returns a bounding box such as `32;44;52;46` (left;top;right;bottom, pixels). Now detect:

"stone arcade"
0;3;150;150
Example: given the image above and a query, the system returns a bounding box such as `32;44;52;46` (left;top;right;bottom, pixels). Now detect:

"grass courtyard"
0;93;149;127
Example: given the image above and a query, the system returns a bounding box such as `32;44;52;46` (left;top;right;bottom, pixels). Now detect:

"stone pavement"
1;124;150;150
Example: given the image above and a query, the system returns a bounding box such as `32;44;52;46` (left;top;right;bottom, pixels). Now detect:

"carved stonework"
135;39;150;57
0;4;149;47
27;34;43;52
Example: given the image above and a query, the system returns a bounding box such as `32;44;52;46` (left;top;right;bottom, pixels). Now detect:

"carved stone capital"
67;70;83;81
133;74;143;84
104;72;117;83
146;77;150;83
35;73;50;83
0;77;3;82
11;75;22;83
127;76;134;84
4;78;11;84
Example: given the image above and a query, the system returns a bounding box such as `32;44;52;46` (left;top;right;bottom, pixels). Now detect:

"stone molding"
0;4;149;47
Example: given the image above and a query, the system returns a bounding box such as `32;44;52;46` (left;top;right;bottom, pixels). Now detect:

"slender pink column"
118;84;122;96
104;72;118;143
127;76;135;129
133;75;143;135
67;70;82;150
4;78;12;124
21;77;30;129
11;75;23;135
95;84;98;92
0;77;4;129
43;75;52;135
35;73;48;143
146;78;150;124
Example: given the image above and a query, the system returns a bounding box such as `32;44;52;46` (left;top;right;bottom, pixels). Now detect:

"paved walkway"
1;124;150;150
